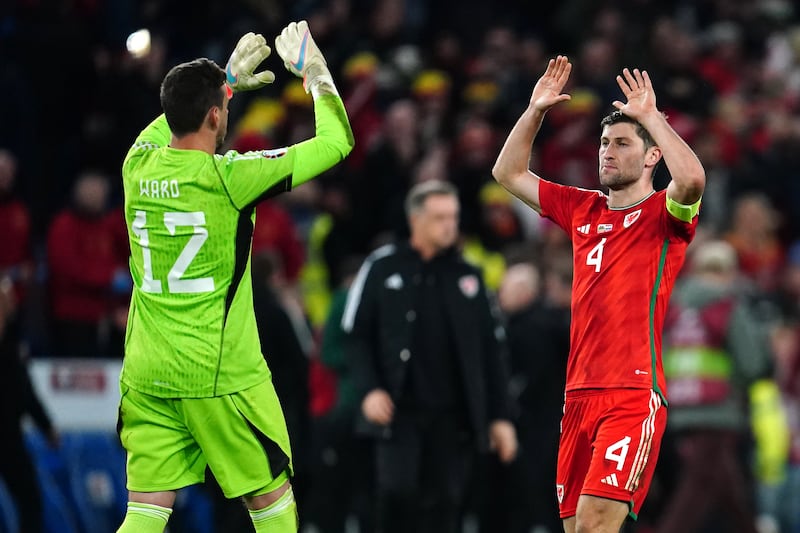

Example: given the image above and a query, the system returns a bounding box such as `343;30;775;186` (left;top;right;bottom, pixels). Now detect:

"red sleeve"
538;179;599;235
661;191;699;244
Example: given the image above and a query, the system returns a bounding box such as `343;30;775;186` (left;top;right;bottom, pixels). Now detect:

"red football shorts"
556;388;666;520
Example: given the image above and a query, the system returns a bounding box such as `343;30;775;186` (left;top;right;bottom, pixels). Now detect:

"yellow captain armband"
666;195;702;222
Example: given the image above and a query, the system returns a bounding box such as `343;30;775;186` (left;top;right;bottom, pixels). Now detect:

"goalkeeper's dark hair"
160;58;226;137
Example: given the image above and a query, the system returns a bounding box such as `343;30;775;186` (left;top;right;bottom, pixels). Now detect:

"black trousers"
476;421;561;533
374;409;474;533
305;411;375;533
0;438;43;533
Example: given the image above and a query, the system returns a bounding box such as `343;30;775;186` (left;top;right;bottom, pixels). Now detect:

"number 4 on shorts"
605;436;631;471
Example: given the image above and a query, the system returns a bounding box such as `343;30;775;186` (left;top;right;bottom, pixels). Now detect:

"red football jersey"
539;179;697;399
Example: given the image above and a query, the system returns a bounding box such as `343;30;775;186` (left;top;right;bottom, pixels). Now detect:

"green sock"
116;502;172;533
249;487;298;533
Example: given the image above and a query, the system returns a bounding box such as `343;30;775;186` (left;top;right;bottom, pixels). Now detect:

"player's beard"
600;168;639;191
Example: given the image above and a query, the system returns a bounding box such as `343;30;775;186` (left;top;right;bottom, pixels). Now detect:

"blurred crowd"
2;0;800;531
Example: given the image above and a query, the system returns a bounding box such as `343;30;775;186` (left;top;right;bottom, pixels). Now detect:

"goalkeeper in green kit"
115;21;353;533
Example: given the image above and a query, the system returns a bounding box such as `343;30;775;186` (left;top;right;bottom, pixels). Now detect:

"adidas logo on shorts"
600;473;619;487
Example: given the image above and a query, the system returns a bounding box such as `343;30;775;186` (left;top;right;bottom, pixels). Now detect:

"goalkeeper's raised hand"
275;20;338;97
225;32;275;92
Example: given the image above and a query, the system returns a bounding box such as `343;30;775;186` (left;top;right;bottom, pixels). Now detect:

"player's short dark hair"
405;180;459;217
160;58;226;137
600;110;657;150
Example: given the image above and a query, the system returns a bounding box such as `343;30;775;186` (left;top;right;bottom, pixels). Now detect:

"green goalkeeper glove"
225;32;275;92
275;20;338;97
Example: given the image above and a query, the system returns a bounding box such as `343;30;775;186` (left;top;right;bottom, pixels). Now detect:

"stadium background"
1;0;800;531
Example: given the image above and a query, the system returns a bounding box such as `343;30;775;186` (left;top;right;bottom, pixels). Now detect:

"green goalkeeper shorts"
118;378;292;498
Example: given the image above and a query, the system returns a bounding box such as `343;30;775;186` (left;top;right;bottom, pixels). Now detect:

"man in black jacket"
0;276;58;533
342;179;517;533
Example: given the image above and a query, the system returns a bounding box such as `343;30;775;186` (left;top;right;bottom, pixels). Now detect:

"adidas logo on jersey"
576;224;591;234
600;473;619;487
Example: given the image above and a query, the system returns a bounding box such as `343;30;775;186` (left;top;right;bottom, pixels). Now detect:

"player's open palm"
225;32;275;92
530;55;572;113
613;68;658;121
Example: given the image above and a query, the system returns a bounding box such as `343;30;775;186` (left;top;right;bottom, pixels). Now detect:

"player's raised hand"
225;32;275;92
529;55;572;113
612;68;658;121
275;20;329;92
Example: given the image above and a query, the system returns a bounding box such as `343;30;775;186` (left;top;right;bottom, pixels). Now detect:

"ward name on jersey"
139;179;180;198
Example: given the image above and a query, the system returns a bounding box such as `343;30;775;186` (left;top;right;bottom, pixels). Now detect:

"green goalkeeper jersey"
120;94;352;398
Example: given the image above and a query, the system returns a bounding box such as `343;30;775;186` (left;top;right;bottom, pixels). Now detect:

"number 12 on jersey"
131;210;215;294
586;237;607;273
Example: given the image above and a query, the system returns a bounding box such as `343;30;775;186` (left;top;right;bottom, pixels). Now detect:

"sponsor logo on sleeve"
261;148;288;159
